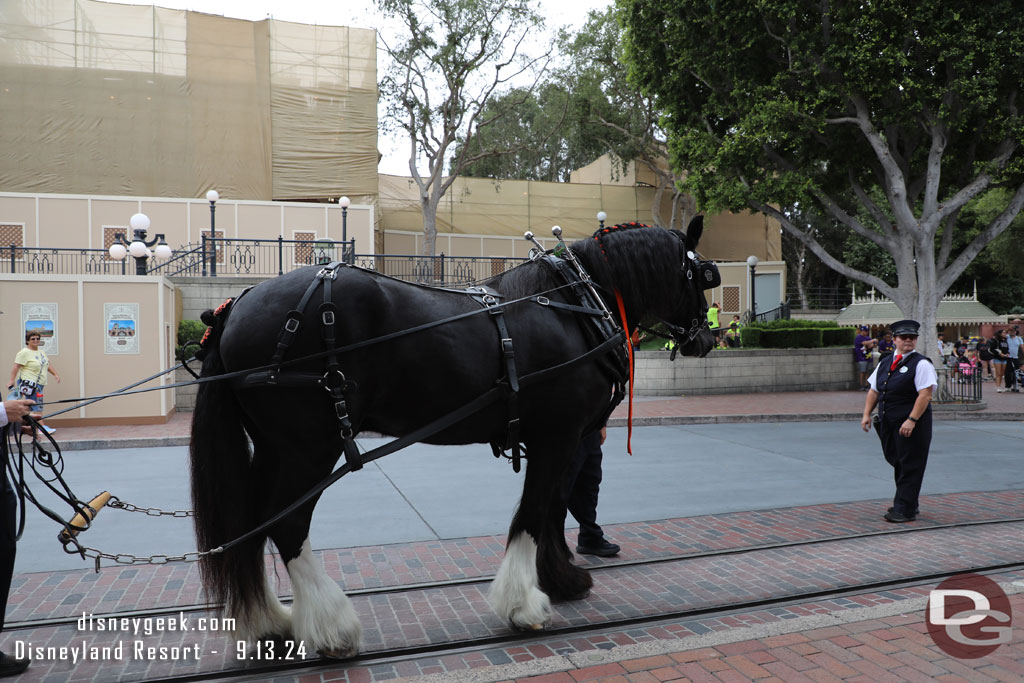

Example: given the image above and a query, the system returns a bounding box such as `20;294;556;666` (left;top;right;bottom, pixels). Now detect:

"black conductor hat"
890;319;921;337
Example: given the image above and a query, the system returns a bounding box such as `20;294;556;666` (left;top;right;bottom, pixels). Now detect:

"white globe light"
206;189;219;202
108;243;127;260
747;255;759;267
129;213;150;231
128;241;148;258
597;211;607;222
154;243;172;259
339;196;351;208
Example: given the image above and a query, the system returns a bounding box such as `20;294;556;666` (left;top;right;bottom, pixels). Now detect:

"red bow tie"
890;354;903;371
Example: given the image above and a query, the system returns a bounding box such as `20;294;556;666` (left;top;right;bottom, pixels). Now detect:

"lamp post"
339;196;351;263
597;210;607;229
746;255;759;320
108;213;171;275
206;190;218;277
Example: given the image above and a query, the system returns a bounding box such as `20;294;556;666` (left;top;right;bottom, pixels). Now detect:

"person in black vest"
562;427;619;556
860;320;938;523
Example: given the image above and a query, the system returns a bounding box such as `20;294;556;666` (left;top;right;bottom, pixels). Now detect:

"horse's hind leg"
489;436;590;629
268;490;361;658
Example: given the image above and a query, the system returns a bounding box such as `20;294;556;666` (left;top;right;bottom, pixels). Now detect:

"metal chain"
108;496;193;517
66;542;221;573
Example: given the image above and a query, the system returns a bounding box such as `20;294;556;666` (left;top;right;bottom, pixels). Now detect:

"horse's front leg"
489;434;591;630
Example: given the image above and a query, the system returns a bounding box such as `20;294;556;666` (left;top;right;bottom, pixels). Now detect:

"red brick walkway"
510;593;1024;683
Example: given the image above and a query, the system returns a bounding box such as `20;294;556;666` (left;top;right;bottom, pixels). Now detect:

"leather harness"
228;255;627;475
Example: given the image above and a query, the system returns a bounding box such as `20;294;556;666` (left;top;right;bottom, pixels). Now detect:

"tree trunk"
420;195;438;258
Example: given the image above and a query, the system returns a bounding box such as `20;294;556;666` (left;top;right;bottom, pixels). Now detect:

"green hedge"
747;319;839;330
739;327;761;347
822;327;856;346
760;327;823;348
176;319;206;360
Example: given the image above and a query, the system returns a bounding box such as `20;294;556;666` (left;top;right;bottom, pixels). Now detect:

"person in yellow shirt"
7;331;60;434
707;302;720;346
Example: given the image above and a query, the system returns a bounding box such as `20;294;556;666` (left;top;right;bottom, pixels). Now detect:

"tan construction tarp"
0;0;377;201
379;174;781;261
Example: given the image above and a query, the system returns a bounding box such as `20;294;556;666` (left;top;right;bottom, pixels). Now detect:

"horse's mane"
485;224;687;323
571;224;686;321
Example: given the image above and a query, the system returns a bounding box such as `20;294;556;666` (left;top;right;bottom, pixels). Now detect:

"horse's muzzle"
681;329;716;358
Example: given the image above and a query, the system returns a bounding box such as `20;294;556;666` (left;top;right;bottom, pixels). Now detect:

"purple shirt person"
854;325;877;391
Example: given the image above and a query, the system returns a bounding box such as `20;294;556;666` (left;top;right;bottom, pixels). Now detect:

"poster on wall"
21;303;58;355
104;303;140;354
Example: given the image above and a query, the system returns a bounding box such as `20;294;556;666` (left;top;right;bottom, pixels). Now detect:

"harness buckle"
482;294;497;305
284;318;300;333
501;338;514;358
536;296;550;306
322;310;335;326
317;266;339;280
322;369;346;393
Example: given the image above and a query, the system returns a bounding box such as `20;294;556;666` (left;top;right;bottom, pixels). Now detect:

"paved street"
14;420;1023;574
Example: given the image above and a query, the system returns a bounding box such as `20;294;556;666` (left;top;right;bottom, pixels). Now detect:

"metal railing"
5;244;127;275
787;286;847;310
936;362;983;403
5;240;527;287
743;300;791;324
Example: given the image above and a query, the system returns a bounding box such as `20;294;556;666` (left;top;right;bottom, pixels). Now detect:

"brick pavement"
4;493;1023;682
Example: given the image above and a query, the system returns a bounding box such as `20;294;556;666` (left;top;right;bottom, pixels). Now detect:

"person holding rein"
860;319;938;523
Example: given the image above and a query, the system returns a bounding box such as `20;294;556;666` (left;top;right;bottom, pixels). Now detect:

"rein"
613;290;635;455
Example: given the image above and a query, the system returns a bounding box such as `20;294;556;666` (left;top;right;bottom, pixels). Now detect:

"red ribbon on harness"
614;289;633;455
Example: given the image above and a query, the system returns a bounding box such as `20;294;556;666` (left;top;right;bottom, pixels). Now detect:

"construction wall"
0;0;377;202
0;274;177;425
379;174;781;263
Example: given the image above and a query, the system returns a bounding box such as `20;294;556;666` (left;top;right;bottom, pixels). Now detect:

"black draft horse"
189;219;717;657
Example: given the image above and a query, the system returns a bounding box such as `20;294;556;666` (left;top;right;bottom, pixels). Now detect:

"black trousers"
562;430;605;545
1;449;16;634
877;411;932;515
1006;359;1020;389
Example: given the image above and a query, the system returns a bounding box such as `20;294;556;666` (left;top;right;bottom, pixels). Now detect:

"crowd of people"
854;323;1023;393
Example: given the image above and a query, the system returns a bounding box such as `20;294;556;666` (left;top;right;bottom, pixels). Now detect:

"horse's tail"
189;307;266;621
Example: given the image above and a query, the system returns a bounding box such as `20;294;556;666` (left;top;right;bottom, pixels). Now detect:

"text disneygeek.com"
13;612;248;663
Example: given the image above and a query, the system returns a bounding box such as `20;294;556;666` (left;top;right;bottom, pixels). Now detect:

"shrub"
176;319;206;360
748;318;838;330
822;327;856;347
739;327;761;347
760;327;823;348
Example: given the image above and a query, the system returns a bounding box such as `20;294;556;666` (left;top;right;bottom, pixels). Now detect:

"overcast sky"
105;0;613;176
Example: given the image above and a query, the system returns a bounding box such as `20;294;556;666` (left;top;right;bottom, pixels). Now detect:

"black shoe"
887;506;920;516
884;510;917;523
576;539;620;557
0;651;29;678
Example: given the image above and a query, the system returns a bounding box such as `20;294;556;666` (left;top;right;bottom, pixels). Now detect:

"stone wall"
633;348;856;396
174;276;268;322
175;345;857;412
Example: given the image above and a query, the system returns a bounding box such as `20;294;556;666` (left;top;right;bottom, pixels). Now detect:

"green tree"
378;0;549;256
621;0;1024;359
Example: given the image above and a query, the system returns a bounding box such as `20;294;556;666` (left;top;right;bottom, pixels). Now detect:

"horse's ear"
685;215;704;246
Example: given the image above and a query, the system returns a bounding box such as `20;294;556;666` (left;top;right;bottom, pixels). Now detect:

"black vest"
876;352;932;421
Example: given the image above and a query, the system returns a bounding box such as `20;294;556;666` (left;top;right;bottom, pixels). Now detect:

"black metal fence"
787;286;848;310
4;239;527;288
938;361;984;402
4;245;127;276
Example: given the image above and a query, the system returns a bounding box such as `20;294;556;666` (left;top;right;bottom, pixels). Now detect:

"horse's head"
574;217;718;358
665;216;718;358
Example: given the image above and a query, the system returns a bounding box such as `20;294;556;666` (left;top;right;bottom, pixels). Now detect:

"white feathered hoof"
489;533;552;631
286;539;363;659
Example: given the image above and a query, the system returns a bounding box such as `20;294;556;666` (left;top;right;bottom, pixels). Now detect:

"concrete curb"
54;411;1022;451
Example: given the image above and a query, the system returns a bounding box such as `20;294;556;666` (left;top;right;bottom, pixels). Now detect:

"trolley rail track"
8;514;1024;632
7;517;1024;683
102;561;1024;683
